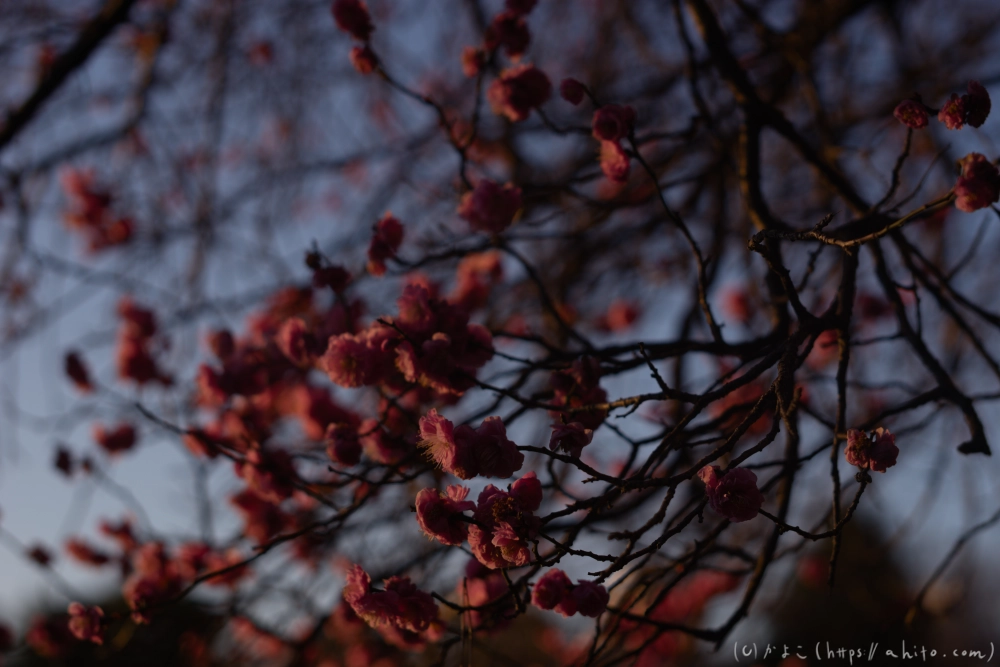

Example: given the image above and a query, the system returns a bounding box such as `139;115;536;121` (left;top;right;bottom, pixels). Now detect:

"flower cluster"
342;565;441;649
418;409;523;479
548;421;593;458
467;472;542;568
331;0;378;75
697;466;765;522
458;179;522;234
414;485;475;545
116;297;172;386
488;63;552;122
92;422;138;456
894;80;991;130
550;356;608;431
844;427;898;472
321;283;494;398
60;169;134;253
66;603;104;645
463;0;539;76
459;559;515;631
531;568;609;618
954;152;1000;213
366;213;404;276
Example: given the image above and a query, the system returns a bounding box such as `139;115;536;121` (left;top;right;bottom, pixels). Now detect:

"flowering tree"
0;0;999;664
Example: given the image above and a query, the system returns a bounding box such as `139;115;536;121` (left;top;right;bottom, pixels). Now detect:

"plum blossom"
467;472;542;568
418;410;524;479
964;80;991;128
698;466;764;522
938;93;965;130
532;568;573;611
366;213;404;276
349;45;377;74
485;11;530;59
342;565;439;635
592;104;635;142
531;569;609;618
845;427;898;472
893;100;928;129
549;421;593;458
67;603;103;645
415;485;475;545
599;139;630;182
331;0;373;41
93;422;137;455
954;152;1000;213
461;46;486;78
488;64;551;122
325;423;362;466
550;356;607;430
458;179;522;233
64;351;93;392
460;559;514;631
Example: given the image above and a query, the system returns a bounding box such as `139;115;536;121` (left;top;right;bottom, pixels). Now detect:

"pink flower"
572;580;610;617
382;576;439;633
458;179;522;233
893;100;928;129
938;93;965;130
320;331;379;387
65;539;111;567
461;559;514;631
67;603;103;645
418;410;524;479
485;11;530;60
549;421;593;458
845;427;898;472
560;78;586;105
275;317;318;367
461;46;486;78
532;568;573;610
964;80;991;128
235;448;297;503
343;565;438;634
599;140;630;182
595;299;641;332
349;45;378;75
358;418;410;465
487;64;551;122
93;422;137;455
550;357;607;430
419;409;473;477
531;569;609;618
415;485;475;545
954;152;1000;213
470;416;525;478
366;213;404;276
467;472;542;568
450;251;503;312
331;0;373;41
326;423;362;466
592;104;635;142
230;490;293;544
311;264;351;292
64;351;93;392
698;466;764;522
